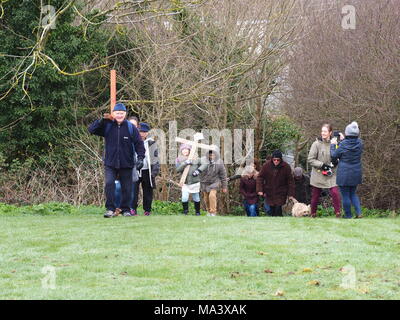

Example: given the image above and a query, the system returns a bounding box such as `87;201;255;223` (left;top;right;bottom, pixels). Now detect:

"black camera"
333;131;341;138
321;163;334;176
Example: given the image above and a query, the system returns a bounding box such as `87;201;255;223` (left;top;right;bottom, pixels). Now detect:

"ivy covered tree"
0;0;110;162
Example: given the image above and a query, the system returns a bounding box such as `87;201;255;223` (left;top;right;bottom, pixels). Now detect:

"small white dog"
291;198;311;217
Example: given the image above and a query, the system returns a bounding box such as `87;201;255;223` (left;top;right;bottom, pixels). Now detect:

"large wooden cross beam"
110;69;116;112
175;133;218;187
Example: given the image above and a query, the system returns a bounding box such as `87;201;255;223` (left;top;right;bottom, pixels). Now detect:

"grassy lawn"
0;214;399;300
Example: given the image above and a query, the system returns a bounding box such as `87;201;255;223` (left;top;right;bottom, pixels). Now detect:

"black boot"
194;201;201;216
182;202;189;215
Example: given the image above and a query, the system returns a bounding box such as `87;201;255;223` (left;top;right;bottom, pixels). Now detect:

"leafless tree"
283;0;400;210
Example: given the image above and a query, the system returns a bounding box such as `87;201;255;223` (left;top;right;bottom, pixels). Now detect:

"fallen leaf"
11;270;16;273
274;290;284;296
359;288;369;294
308;280;320;286
120;271;128;276
286;271;296;275
264;269;274;273
230;271;251;278
257;251;269;255
302;268;313;273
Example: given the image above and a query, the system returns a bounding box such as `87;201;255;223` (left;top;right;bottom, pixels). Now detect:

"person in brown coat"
195;149;228;216
256;150;295;216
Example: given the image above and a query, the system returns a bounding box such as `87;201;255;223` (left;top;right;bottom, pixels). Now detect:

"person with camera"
330;121;364;219
88;103;145;218
307;123;342;218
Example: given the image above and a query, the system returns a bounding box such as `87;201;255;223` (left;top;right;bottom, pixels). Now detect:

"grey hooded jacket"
198;150;228;192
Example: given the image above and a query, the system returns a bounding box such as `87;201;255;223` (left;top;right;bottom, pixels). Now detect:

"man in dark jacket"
88;103;145;218
256;150;295;216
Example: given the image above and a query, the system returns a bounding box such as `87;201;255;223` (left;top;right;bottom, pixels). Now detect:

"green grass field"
1;214;399;300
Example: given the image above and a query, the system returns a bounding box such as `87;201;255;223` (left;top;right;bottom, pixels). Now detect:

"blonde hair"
242;165;258;178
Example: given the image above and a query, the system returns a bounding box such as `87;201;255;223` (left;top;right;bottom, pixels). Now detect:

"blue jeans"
114;180;121;208
244;201;258;217
339;186;361;218
264;199;271;216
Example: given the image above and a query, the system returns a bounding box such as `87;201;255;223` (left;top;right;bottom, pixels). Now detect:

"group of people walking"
237;122;364;218
89;103;364;219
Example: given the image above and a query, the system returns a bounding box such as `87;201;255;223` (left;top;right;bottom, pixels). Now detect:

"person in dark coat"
88;103;145;218
239;165;259;217
331;121;364;218
293;167;311;204
256;150;295;216
132;122;160;216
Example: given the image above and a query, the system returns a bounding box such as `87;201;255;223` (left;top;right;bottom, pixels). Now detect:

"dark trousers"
130;181;138;210
270;205;283;217
115;179;138;209
132;169;153;212
105;166;133;212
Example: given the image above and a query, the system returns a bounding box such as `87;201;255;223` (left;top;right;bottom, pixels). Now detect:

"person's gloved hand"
136;158;144;171
192;169;201;177
103;113;114;121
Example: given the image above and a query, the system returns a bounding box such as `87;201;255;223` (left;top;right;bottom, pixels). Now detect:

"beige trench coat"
307;138;337;189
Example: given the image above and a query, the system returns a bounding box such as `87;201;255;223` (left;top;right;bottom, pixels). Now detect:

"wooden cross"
110;69;116;112
175;133;218;187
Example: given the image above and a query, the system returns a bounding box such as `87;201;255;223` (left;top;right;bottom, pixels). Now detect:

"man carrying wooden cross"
88;103;145;218
175;134;227;216
197;148;228;216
